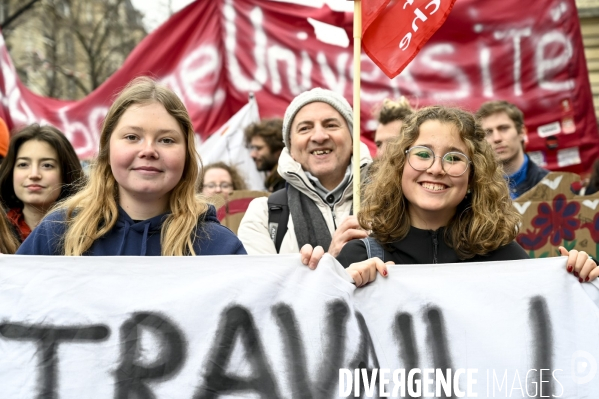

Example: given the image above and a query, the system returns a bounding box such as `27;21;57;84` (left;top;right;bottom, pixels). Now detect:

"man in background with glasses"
476;101;549;199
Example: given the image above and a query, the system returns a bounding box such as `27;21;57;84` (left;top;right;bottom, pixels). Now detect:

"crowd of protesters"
1;76;597;285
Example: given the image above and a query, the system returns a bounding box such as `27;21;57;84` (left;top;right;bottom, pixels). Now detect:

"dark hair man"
476;100;549;199
244;118;285;192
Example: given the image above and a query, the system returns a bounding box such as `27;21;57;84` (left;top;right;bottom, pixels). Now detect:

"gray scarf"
287;185;332;251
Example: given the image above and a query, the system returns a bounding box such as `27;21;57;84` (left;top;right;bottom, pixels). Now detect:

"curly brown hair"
360;106;521;259
244;118;284;153
200;162;247;191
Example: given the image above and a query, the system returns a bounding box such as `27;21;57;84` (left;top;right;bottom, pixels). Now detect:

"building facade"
0;0;146;100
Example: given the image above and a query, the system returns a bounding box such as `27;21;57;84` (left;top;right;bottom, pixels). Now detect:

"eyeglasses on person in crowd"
405;146;471;177
203;182;233;190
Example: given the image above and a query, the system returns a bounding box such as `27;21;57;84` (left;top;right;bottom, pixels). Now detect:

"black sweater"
336;226;529;268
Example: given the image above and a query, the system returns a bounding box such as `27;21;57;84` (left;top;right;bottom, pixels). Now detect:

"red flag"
362;0;457;78
362;0;389;29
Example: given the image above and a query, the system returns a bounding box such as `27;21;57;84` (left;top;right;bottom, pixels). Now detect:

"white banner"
0;255;598;398
196;96;265;191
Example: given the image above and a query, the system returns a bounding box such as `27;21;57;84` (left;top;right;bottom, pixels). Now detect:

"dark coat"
512;156;549;199
337;226;528;267
17;205;246;256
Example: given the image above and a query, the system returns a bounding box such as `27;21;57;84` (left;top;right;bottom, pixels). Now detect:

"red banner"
362;0;457;79
0;0;596;173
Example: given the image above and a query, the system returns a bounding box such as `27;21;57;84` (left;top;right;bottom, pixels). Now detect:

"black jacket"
336;226;528;268
265;167;285;193
512;156;549;199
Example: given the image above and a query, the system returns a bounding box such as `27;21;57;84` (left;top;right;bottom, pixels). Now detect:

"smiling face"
109;101;186;213
402;120;470;230
289;102;352;190
13;139;62;212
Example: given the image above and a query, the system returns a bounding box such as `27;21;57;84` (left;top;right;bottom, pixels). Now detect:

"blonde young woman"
18;77;246;256
302;106;597;285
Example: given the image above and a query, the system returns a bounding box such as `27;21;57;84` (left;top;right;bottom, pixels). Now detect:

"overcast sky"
130;0;354;32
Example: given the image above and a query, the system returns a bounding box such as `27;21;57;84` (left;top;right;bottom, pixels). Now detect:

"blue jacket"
17;205;247;256
511;155;549;199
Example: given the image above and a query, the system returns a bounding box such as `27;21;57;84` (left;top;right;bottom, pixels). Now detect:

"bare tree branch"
4;0;146;99
0;0;42;29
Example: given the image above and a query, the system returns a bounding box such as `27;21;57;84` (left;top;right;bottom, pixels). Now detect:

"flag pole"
352;0;362;214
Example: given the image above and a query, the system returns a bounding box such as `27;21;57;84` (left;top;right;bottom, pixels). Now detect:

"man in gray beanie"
238;87;372;255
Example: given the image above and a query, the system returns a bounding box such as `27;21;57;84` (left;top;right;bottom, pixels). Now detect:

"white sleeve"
238;197;278;254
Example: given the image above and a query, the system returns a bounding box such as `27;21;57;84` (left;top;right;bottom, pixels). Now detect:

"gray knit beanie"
282;87;353;148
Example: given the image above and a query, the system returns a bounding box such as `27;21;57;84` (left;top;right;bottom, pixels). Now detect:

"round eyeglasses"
405;146;471;177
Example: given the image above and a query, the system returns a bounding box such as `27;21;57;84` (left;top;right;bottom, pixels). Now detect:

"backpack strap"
267;188;289;253
361;236;385;262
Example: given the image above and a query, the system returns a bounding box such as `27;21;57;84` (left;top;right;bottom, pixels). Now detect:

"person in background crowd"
579;159;599;196
244;118;285;192
0;124;84;243
238;87;371;255
374;97;414;158
0;117;9;163
200;162;247;200
300;106;597;286
476;100;549;199
17;77;245;256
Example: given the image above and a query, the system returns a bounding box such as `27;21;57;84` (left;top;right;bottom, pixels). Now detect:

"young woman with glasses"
301;106;597;286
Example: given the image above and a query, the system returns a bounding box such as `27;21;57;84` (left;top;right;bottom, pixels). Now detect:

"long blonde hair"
59;77;208;255
360;106;521;259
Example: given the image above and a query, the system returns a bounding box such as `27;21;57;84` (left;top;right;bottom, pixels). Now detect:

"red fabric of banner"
362;0;457;78
0;0;596;174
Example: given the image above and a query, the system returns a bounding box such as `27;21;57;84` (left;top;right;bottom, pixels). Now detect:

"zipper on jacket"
432;230;438;264
331;206;337;229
